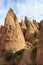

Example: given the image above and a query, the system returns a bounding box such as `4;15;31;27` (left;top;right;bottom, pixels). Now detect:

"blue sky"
0;0;43;25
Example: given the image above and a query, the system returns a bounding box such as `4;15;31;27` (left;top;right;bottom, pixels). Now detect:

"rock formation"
24;17;39;41
17;49;33;65
0;8;25;53
20;19;27;36
20;19;27;29
0;8;43;65
24;16;29;27
36;20;43;65
33;19;39;29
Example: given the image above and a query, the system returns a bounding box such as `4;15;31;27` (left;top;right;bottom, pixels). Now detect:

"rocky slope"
36;20;43;65
20;16;39;41
0;8;43;65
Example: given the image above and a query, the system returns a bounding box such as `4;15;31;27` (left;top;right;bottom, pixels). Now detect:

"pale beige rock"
20;19;27;29
26;41;33;48
25;20;39;41
20;19;27;37
30;21;38;33
33;19;39;29
24;16;30;28
0;8;26;53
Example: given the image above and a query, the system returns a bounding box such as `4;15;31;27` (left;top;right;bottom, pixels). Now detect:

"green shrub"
4;50;13;61
4;49;24;65
30;38;39;46
13;49;24;60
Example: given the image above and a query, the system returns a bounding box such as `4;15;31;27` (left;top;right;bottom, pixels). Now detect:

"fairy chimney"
1;8;25;53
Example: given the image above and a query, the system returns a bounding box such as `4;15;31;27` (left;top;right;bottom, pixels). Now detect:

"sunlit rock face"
0;8;25;54
20;19;27;37
24;17;39;41
36;20;43;65
20;19;27;29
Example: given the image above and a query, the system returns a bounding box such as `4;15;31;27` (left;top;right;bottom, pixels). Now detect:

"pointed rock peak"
21;19;24;25
21;19;23;23
21;19;27;29
24;16;30;28
3;8;25;53
4;8;17;27
8;8;13;14
24;16;29;24
8;8;17;20
25;16;28;21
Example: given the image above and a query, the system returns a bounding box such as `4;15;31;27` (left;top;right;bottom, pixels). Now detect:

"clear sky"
0;0;43;25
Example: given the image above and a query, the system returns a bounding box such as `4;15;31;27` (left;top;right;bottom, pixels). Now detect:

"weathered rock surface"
20;19;27;29
24;17;39;41
36;20;43;65
20;19;27;37
0;8;25;54
0;8;43;65
17;49;33;65
26;41;33;48
33;20;39;30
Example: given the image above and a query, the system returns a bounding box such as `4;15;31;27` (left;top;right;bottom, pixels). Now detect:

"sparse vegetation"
29;38;39;46
25;45;31;49
4;49;24;65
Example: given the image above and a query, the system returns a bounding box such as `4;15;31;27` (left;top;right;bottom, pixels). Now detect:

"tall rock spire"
4;8;17;28
2;8;25;53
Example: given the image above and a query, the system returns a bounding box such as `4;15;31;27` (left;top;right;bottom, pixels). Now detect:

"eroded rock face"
25;19;39;41
0;25;6;57
0;8;25;53
33;20;39;30
24;16;30;28
20;19;27;29
36;20;43;65
17;49;33;65
20;19;27;37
